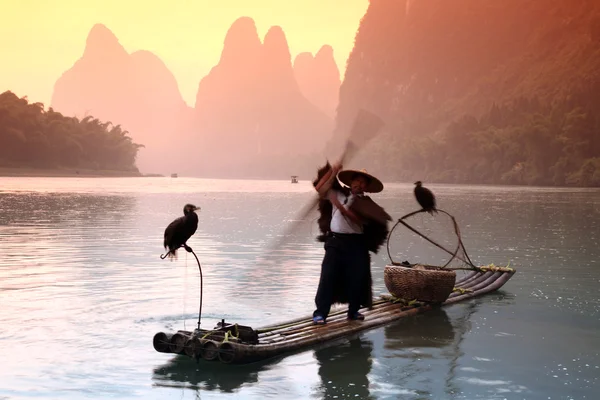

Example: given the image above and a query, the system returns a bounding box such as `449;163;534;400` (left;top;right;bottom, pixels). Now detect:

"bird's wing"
425;188;436;207
181;215;199;243
164;216;185;248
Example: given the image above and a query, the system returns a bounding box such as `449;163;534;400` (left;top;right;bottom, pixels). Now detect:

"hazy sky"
0;0;369;107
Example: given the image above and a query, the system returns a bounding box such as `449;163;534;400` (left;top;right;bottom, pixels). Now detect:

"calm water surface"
0;177;598;400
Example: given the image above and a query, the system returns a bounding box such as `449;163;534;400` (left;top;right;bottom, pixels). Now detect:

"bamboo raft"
153;265;515;364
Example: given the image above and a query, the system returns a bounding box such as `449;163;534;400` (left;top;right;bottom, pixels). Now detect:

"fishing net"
385;208;480;292
383;208;482;302
386;208;478;270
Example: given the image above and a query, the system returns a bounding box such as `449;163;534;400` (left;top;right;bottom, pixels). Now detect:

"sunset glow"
0;0;369;107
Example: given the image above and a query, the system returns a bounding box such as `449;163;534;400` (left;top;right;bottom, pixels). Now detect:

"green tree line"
396;86;600;186
0;91;143;172
336;0;600;187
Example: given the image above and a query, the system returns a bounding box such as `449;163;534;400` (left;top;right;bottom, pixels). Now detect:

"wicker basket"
384;264;456;303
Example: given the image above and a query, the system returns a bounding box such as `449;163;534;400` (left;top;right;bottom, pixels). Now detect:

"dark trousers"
313;233;370;319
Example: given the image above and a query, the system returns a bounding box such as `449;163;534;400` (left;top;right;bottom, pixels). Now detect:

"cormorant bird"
414;181;437;214
163;204;200;259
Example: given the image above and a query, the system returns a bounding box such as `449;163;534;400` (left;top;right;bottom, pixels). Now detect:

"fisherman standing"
312;162;390;324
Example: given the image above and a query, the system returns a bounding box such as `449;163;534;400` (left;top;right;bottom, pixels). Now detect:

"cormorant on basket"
414;181;437;214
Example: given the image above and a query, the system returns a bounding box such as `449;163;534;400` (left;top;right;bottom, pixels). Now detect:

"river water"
0;177;598;400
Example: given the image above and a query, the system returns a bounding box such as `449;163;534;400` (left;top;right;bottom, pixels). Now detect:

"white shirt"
330;190;363;234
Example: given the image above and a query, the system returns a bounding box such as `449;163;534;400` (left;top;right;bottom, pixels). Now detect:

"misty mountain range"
51;19;340;178
14;0;600;186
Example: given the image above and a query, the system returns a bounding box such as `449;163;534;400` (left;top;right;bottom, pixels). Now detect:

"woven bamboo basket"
384;264;456;303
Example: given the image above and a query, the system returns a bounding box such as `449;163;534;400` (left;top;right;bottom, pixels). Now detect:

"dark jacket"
312;162;391;308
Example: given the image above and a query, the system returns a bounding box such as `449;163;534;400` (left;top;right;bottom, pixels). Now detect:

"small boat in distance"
171;173;178;178
291;175;298;183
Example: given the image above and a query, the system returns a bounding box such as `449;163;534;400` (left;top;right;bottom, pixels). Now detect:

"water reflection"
152;356;270;394
384;308;456;352
0;179;598;400
443;301;480;398
374;305;488;399
370;309;457;399
443;292;519;399
0;192;136;227
313;336;374;400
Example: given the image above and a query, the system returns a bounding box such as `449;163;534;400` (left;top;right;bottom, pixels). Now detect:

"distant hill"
294;45;341;119
191;18;333;178
51;24;193;174
335;0;600;187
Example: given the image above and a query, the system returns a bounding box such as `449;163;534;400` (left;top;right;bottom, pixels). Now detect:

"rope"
386;208;478;270
222;326;240;343
160;244;204;330
452;288;473;294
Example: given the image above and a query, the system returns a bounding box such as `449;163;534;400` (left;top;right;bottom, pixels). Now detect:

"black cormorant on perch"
162;204;200;259
414;181;437;214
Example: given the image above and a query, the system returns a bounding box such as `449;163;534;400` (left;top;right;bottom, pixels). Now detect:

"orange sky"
0;0;369;107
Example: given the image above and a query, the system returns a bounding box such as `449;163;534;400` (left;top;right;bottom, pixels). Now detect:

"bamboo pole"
282;302;431;344
454;271;494;290
218;342;237;364
184;337;205;358
454;270;479;286
200;340;220;361
258;303;405;344
169;332;191;354
454;271;485;287
449;271;494;292
259;306;431;354
153;332;173;353
257;299;388;334
273;301;401;337
465;272;503;292
259;335;287;344
444;271;514;305
258;300;392;338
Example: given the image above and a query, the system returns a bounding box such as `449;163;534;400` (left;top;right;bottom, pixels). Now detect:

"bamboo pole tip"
153;332;173;353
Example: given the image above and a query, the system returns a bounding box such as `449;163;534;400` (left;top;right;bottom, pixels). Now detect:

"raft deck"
153;265;516;364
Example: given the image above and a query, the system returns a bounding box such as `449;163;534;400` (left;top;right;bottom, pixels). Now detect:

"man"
312;163;389;324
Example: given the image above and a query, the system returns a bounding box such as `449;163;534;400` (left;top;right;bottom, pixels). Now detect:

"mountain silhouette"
294;45;341;119
51;20;337;178
191;17;333;178
51;23;192;174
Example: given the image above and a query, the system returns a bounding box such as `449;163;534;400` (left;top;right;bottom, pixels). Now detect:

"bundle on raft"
153;264;515;364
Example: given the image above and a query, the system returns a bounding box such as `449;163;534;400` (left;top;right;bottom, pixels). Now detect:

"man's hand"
332;162;343;174
315;162;343;197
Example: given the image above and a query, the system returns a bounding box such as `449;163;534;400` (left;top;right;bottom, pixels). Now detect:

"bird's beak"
194;206;201;212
